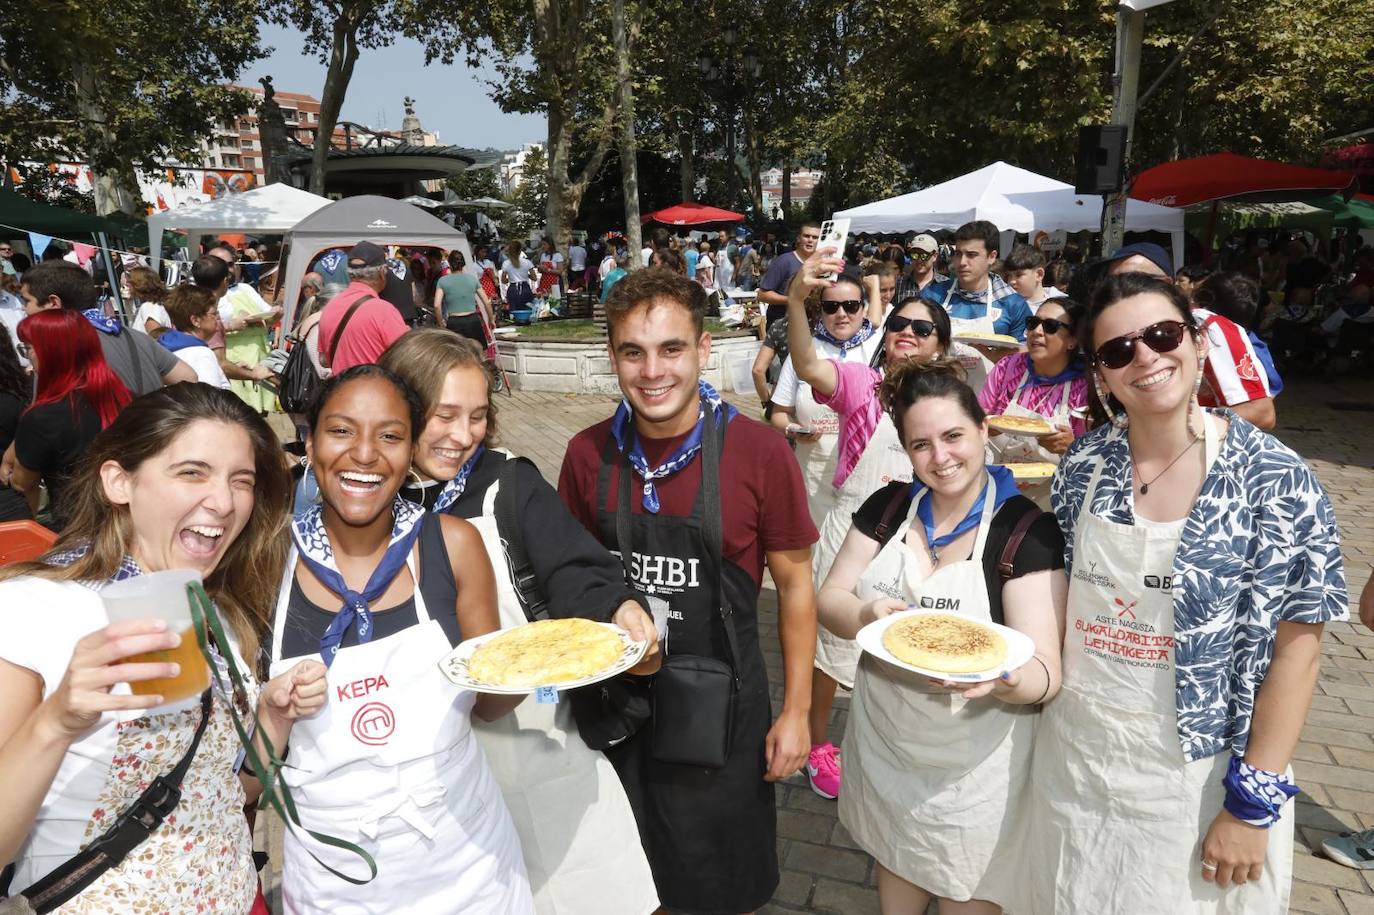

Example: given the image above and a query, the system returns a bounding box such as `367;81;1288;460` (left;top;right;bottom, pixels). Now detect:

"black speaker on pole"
1075;125;1128;194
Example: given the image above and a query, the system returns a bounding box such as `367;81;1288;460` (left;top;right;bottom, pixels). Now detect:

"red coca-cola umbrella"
1130;152;1357;207
642;202;746;227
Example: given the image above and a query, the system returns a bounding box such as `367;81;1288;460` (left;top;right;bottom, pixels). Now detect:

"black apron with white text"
593;411;777;915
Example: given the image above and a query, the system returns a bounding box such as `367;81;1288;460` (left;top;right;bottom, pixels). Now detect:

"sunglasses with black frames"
1093;320;1189;370
1025;315;1073;336
820;299;863;315
884;314;937;337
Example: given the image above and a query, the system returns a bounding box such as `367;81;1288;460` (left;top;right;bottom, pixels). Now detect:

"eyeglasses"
1093;320;1189;370
1025;315;1072;336
885;314;937;337
821;299;863;315
907;249;934;260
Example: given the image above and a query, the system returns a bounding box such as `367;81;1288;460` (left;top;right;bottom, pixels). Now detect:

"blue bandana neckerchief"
432;445;486;514
914;465;1019;557
814;318;876;356
1022;352;1086;388
609;380;737;514
47;543;145;584
158;329;209;353
82;308;122;336
291;497;427;667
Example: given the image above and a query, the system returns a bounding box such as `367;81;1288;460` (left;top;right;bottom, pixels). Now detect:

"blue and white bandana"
609;380;737;514
914;465;1019;557
814;318;876;355
82;308;122;336
47;543;144;584
291;497;426;666
432;445;486;514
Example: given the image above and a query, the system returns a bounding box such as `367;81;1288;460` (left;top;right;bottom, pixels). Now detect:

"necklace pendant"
1140;482;1149;495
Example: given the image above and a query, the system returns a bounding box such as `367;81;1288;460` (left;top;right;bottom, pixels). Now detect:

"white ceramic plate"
438;622;649;694
856;609;1037;683
952;332;1021;349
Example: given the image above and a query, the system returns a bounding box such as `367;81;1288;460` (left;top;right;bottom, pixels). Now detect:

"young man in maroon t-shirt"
558;268;817;914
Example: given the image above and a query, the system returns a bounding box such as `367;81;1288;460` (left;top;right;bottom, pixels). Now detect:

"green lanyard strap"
187;581;378;885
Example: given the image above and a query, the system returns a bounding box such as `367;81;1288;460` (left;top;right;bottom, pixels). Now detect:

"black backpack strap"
873;483;912;543
998;505;1041;582
494;456;549;622
698;406;742;688
326;296;372;365
12;690;213;913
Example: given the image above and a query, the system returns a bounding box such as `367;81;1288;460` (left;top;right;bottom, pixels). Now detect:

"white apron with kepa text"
269;549;533;915
839;481;1032;907
1024;414;1293;914
942;282;1003;394
811;412;911;689
465;479;659;915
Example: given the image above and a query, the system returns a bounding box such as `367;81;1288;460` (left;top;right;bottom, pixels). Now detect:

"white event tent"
836;161;1186;270
148;183;331;268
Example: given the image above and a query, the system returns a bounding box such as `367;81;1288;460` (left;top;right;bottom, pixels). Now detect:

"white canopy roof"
836;161;1186;269
148;183;331;267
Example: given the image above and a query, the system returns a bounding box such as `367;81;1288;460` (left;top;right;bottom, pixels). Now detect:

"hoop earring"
1093;371;1128;430
407;467;425;488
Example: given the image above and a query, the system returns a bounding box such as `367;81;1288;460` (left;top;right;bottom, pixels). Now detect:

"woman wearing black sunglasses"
1025;273;1347;913
977;297;1089;501
783;248;952;801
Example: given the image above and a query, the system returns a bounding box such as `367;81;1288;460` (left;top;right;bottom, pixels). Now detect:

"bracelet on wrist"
1222;755;1298;828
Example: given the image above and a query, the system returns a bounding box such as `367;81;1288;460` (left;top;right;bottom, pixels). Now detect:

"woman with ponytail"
815;356;1067;915
8;309;132;526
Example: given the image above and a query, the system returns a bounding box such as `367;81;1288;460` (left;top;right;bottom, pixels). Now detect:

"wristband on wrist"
1222;755;1299;828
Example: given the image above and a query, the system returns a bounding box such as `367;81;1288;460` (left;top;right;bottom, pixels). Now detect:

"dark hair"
1003;244;1047;272
1176;264;1212;284
192;254;229;289
1035;295;1087;334
1192;271;1261;328
0;322;29;404
879;246;906;266
307;364;426;442
878;357;983;446
871;297;952;369
605;266;706;337
1046;260;1073;290
652;248;688;275
20;261;95;311
447;250;467;272
863;261;898;279
165;284;219;331
0;382;292;663
953;220;1000;256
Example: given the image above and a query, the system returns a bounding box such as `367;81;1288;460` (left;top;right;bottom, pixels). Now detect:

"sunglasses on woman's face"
1093;320;1189;370
885;314;937;337
821;299;863;315
1025;315;1072;336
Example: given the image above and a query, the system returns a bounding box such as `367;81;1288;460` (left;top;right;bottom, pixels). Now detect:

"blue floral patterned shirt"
1051;410;1348;762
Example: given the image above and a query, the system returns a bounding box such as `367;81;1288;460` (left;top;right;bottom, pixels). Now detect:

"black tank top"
277;513;462;658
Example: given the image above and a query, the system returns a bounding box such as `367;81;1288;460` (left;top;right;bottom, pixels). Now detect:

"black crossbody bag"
0;691;213;914
616;408;740;770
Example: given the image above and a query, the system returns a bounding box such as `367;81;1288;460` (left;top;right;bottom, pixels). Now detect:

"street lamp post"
697;29;762;212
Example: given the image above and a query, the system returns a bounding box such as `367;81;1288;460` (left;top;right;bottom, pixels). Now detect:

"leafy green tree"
0;0;263;215
446;166;503;200
504;145;549;238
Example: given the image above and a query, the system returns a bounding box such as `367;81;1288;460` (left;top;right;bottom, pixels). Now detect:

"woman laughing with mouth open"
270;365;533;914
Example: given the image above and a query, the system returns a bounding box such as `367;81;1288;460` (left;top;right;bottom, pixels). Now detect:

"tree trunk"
678;126;694;202
725;116;739;210
743;102;763;218
310;16;359;197
781;164;792;221
72;61;138;216
613;0;643;268
545;102;570;243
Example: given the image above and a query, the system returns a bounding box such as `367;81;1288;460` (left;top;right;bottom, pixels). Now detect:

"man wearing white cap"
893;233;945;303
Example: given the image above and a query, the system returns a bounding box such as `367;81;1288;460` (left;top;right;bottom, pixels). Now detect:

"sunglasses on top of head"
1093;320;1190;370
1025;315;1073;336
820;299;863;315
884;314;937;337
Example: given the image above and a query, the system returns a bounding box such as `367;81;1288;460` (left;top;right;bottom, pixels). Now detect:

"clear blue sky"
241;24;544;152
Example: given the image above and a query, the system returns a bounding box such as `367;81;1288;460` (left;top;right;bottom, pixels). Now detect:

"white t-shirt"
1029;285;1066;311
599;255;617;280
568;245;587;271
132;301;171;334
641;247;653;267
0;577;252;892
174;343;231;388
218;283;271;324
503;254;535;284
772;333;882;408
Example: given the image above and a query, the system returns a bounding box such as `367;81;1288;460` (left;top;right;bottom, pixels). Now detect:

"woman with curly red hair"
8;309;131;526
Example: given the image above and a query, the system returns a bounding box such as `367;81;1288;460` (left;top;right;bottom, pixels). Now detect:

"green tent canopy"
0;188;114;240
1312;194;1374;230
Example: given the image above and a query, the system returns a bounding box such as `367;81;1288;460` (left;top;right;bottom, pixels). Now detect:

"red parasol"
1130;152;1357;207
641;202;746;227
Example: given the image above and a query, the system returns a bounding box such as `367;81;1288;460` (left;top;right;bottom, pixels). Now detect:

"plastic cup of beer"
102;569;210;703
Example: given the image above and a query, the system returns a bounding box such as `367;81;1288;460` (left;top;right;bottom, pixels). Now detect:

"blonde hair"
377;328;499;445
0;384;291;664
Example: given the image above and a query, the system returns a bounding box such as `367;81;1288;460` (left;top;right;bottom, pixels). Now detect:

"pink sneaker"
806;742;842;799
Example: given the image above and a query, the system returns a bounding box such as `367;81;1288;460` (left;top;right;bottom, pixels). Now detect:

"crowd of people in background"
0;209;1370;915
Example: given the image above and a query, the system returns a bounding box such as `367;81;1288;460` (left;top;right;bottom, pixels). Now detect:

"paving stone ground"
260;375;1374;913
